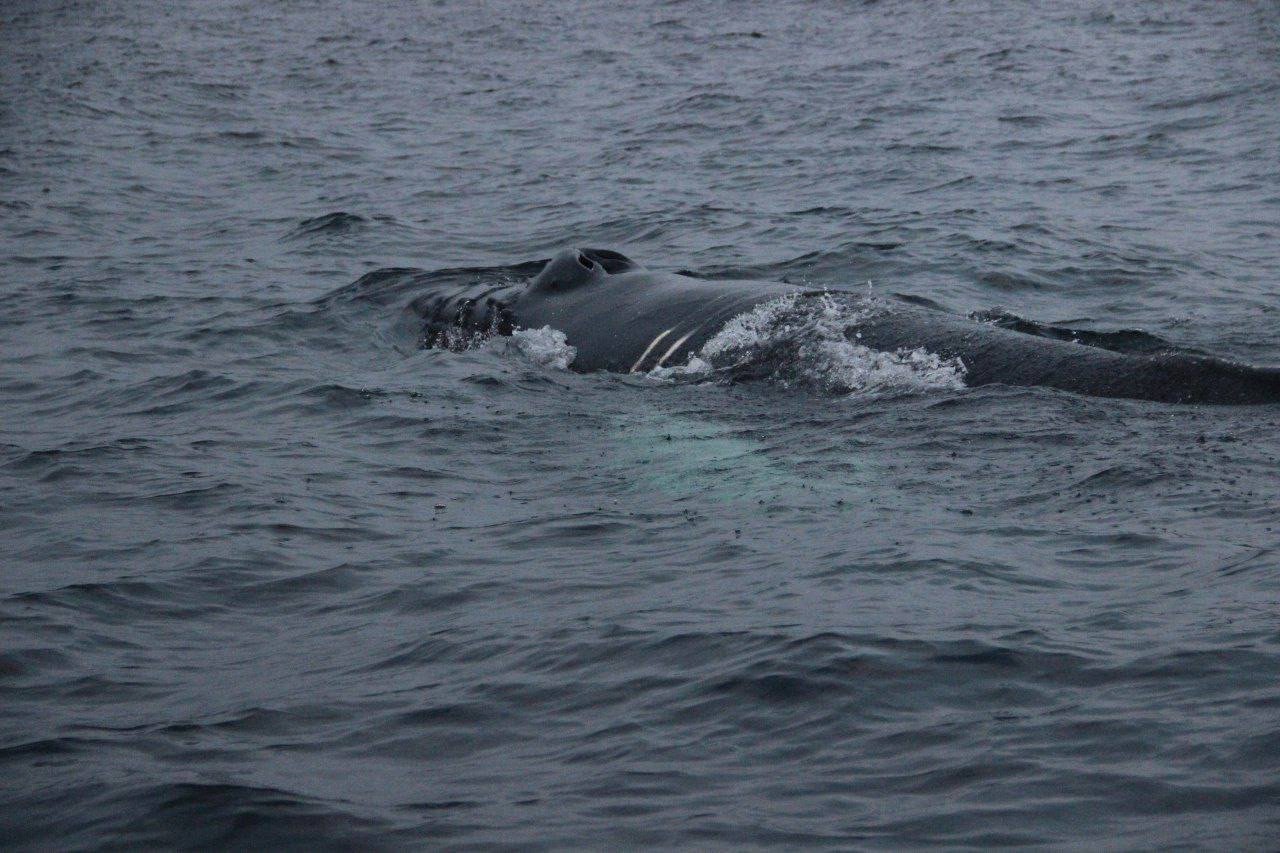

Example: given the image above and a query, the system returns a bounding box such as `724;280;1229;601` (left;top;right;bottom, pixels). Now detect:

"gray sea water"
3;0;1280;848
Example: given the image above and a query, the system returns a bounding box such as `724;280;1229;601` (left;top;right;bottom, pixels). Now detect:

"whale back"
409;249;1280;403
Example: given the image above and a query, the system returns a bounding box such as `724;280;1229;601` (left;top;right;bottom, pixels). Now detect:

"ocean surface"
3;0;1279;848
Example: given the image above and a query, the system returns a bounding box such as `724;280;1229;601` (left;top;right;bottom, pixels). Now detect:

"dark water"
3;0;1280;847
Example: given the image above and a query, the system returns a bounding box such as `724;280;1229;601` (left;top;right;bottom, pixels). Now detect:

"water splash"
509;326;576;371
425;324;492;352
655;293;967;396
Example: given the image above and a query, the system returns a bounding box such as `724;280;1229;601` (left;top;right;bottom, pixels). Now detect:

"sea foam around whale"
510;326;577;371
652;292;968;396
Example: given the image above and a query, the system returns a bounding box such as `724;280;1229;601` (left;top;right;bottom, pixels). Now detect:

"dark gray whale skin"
413;247;794;373
414;248;1280;405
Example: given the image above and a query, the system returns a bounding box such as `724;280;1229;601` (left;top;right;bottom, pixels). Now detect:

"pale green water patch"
605;413;885;505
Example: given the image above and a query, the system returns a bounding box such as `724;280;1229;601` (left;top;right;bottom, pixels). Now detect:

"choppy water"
3;0;1280;848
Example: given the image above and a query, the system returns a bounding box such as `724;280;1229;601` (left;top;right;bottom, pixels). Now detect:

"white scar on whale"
631;327;673;373
654;327;699;369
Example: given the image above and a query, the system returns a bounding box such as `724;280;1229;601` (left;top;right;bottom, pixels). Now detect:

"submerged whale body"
411;248;1280;405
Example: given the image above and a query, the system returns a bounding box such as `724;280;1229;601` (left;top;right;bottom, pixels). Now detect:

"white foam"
509;326;577;371
654;292;967;396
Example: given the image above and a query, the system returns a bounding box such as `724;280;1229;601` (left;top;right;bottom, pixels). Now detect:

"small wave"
283;211;367;240
655;293;967;396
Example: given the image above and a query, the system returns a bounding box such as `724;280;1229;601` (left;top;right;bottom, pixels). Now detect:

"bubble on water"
656;292;967;396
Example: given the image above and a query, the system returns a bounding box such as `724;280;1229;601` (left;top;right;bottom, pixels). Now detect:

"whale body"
410;248;1280;405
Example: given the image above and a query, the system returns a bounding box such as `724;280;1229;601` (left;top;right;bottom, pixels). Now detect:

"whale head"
530;248;640;293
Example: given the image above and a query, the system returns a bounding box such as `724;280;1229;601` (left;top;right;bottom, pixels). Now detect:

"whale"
409;247;1280;405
